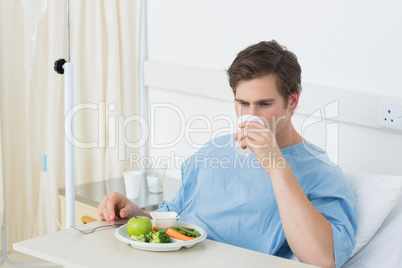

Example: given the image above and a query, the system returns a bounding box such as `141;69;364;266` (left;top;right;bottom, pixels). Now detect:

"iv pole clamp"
54;57;75;229
54;59;67;74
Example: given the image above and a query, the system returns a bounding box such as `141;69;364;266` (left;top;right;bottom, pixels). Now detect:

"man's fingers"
106;194;121;223
97;192;136;224
238;120;266;129
237;127;271;151
237;128;269;145
120;209;127;219
236;120;266;145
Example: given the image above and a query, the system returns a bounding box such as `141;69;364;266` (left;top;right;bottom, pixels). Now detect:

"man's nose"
248;106;258;116
239;105;259;117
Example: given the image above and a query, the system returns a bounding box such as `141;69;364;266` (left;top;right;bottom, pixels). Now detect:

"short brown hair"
227;40;302;104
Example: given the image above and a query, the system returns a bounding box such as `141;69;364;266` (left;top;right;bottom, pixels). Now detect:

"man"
98;40;357;268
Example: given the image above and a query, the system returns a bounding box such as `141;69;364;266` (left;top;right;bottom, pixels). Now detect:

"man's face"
234;74;297;137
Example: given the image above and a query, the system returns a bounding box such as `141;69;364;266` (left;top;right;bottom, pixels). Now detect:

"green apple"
127;216;152;236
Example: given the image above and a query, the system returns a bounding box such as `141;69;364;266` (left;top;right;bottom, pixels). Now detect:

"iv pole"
54;0;75;228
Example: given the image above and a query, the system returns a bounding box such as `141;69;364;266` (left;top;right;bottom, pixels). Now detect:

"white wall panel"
147;0;402;97
145;0;402;177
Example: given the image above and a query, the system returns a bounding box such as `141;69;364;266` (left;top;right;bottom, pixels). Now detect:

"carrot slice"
166;227;196;241
152;227;158;232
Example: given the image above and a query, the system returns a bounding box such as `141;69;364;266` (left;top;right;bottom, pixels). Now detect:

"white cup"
123;170;144;199
146;167;167;193
235;115;266;155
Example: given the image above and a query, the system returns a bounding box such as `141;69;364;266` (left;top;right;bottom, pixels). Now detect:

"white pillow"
344;172;402;257
343;195;402;267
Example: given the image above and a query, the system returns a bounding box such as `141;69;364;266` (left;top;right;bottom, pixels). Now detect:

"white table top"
13;221;317;268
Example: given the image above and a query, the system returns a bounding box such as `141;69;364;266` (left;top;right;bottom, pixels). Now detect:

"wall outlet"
378;101;402;131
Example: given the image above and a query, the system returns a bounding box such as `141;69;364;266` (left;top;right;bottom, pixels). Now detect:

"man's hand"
97;192;139;225
234;120;283;174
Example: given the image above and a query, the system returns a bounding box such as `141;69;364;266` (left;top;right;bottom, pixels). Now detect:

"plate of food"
114;220;207;252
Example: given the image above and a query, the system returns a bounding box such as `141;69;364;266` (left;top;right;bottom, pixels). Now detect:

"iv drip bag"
21;0;48;26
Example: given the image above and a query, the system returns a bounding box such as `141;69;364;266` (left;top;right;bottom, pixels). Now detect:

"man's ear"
288;91;300;112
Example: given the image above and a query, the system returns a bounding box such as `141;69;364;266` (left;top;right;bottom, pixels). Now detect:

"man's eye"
239;102;248;105
260;103;270;106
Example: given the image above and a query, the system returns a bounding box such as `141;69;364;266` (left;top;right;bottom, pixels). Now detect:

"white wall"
145;0;402;177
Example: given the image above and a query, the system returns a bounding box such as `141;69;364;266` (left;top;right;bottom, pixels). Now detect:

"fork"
71;224;124;234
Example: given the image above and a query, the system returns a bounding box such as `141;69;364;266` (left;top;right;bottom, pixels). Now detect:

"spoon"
176;200;192;218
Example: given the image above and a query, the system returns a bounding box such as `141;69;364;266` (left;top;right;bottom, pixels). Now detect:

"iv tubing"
29;26;38;68
30;69;63;231
0;40;59;268
139;0;148;205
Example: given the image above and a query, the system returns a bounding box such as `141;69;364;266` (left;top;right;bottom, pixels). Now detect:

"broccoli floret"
130;234;149;243
149;232;171;243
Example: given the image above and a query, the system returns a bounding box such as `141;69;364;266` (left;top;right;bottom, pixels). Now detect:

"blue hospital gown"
157;134;357;267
